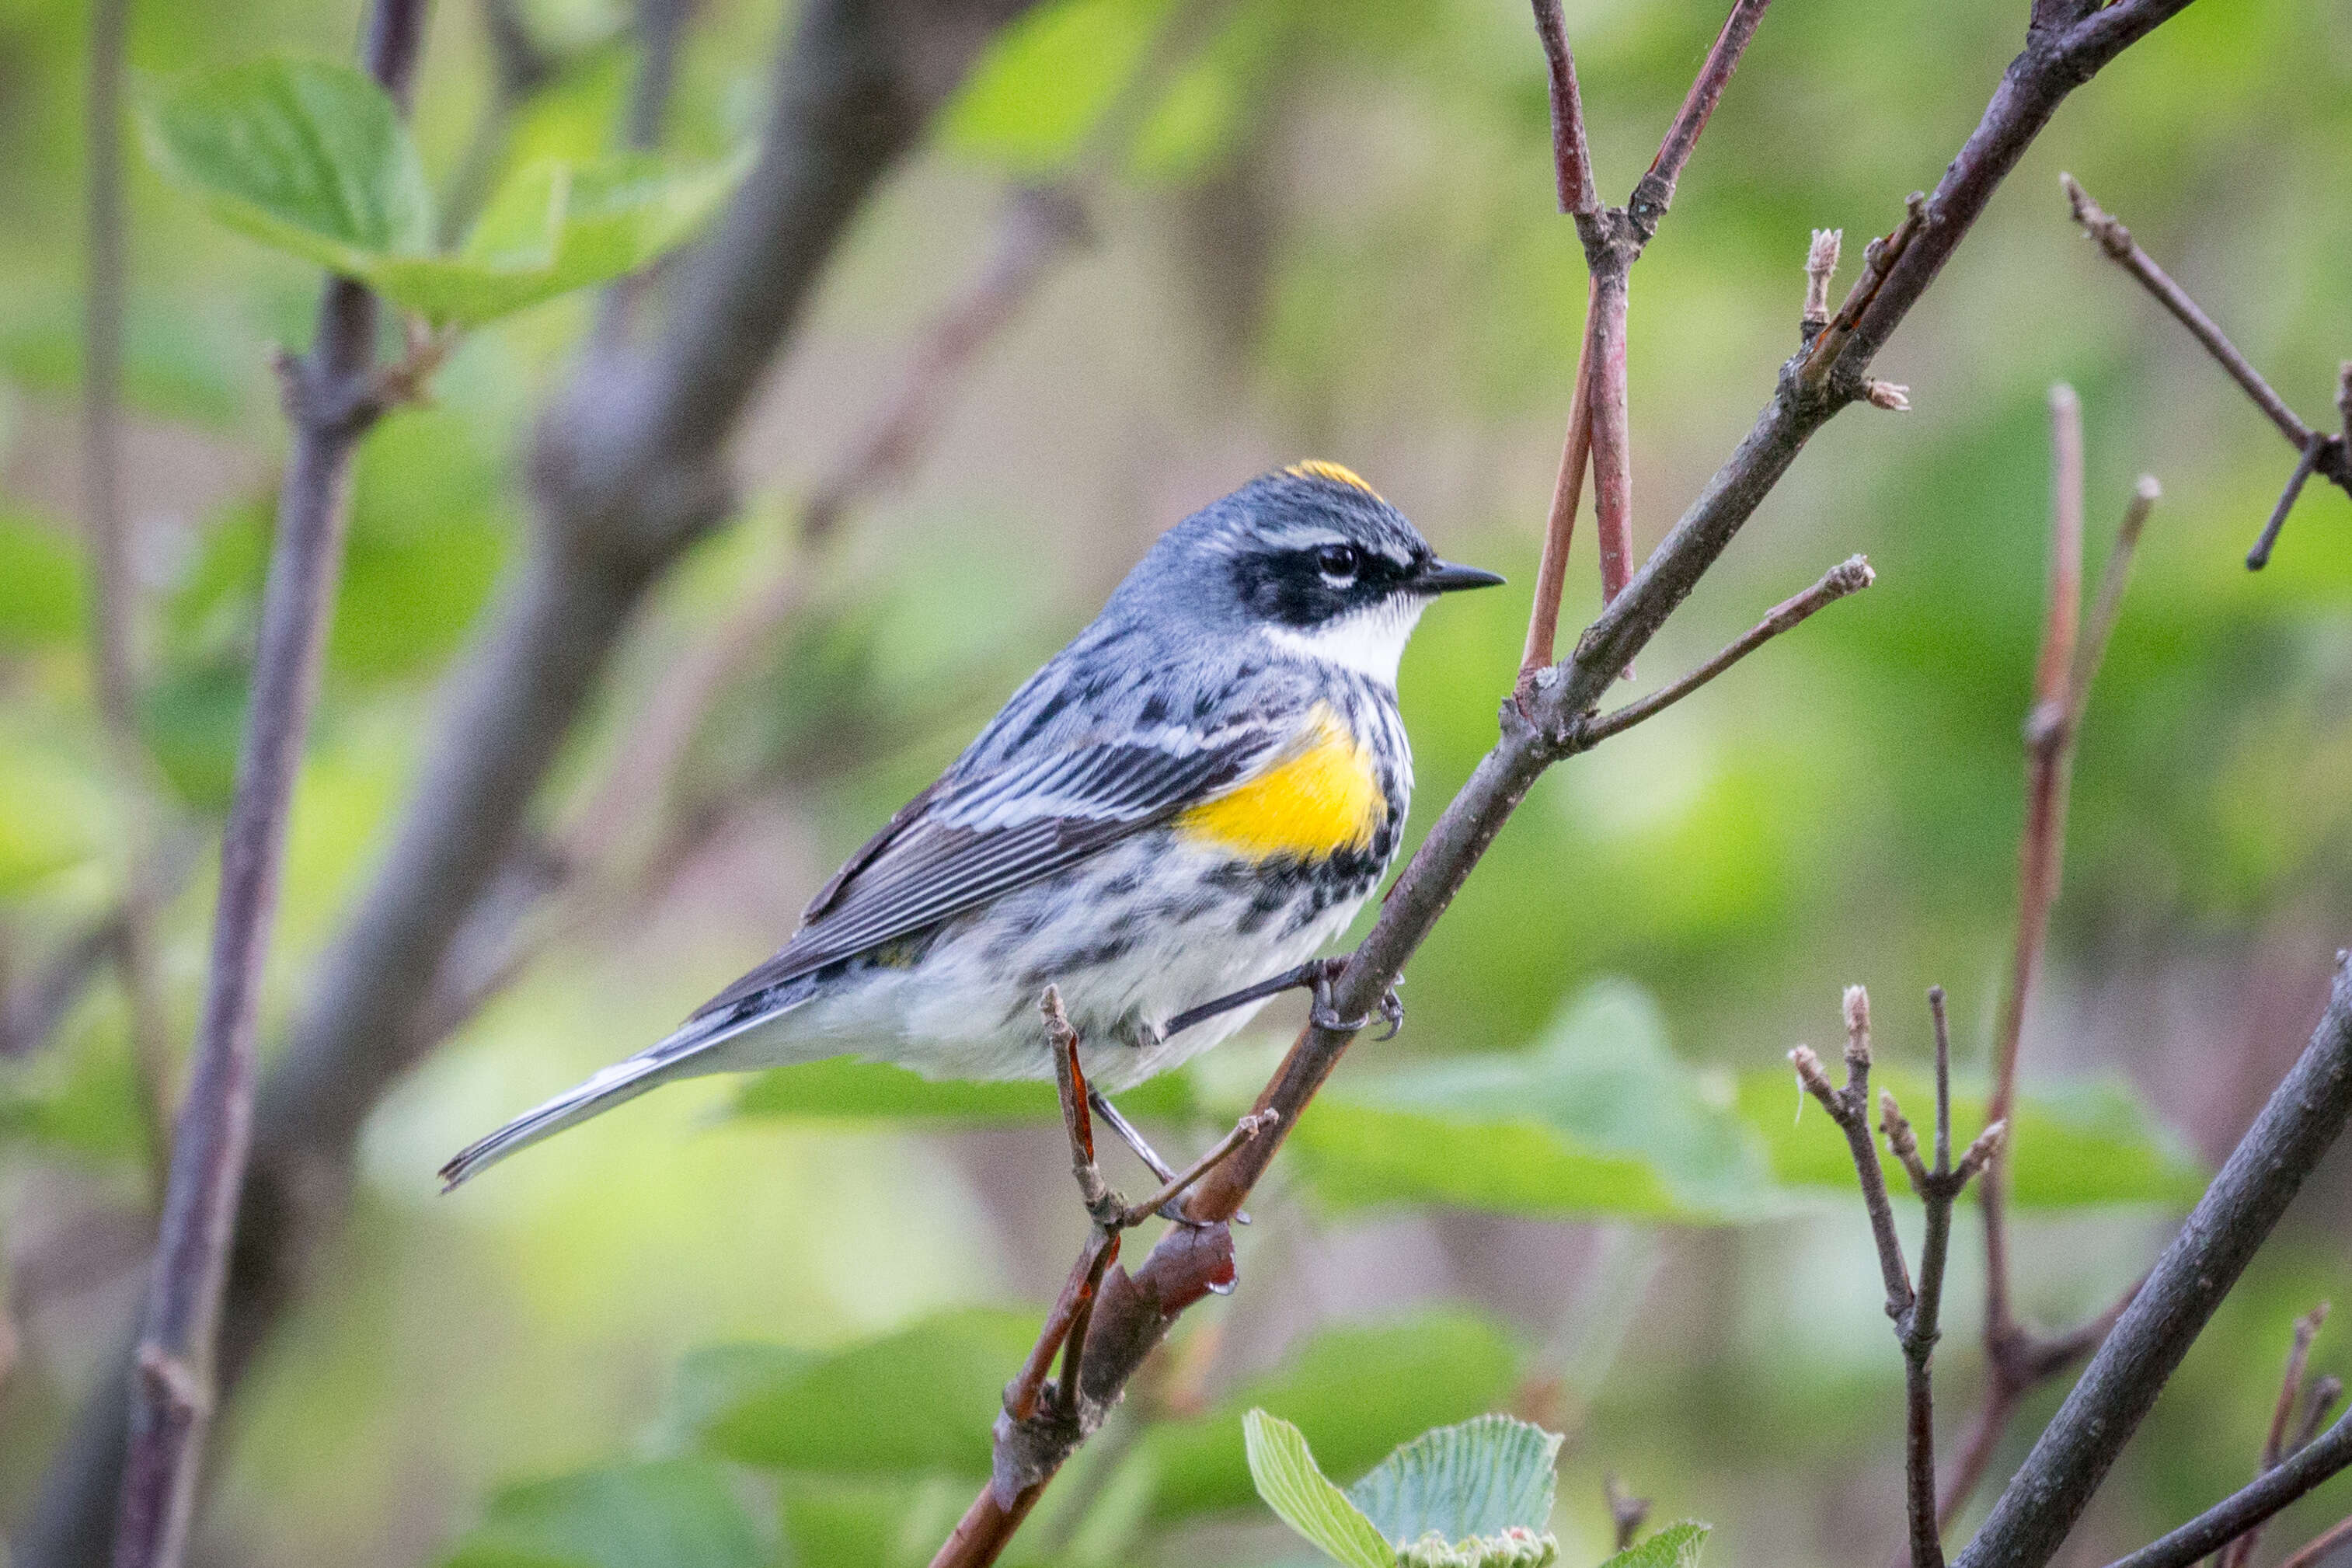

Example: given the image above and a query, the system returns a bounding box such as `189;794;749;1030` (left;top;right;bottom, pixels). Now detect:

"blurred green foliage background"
2;0;2350;1562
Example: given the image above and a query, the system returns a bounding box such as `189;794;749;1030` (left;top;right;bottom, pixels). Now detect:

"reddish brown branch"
1519;284;1598;679
1932;407;2161;1533
1522;0;1772;650
1632;0;1774;237
1528;0;1598;218
2280;1513;2352;1568
1588;270;1636;607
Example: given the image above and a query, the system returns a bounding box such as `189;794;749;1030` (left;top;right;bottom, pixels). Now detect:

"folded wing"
687;723;1298;1021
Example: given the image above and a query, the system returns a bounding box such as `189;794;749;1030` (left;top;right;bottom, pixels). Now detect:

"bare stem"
2246;438;2324;572
110;7;432;1564
1791;990;1915;1322
1520;284;1598;679
1632;0;1774;237
2062;173;2313;452
1528;0;1598;217
1588;269;1636;610
2280;1513;2352;1568
1573;555;1873;747
2097;1408;2352;1568
1982;383;2089;1333
2062;172;2351;566
2218;1303;2332;1568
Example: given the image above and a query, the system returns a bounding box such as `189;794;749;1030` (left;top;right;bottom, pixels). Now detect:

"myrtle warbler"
440;462;1501;1189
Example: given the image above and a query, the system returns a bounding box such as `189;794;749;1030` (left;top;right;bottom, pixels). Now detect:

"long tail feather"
438;991;796;1190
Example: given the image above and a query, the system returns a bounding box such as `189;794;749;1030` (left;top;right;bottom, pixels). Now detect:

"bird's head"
1124;461;1506;685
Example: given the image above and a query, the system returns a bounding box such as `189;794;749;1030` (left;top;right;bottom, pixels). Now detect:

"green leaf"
730;1051;1200;1124
0;508;85;646
1242;1409;1395;1568
439;1459;762;1568
1288;982;1789;1225
1141;1311;1521;1519
695;1308;1039;1476
1598;1521;1710;1568
1345;1415;1562;1549
367;151;747;326
142;58;744;326
1734;1067;2206;1208
141;57;434;278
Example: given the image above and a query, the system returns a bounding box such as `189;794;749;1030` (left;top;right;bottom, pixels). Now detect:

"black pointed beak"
1414;559;1507;594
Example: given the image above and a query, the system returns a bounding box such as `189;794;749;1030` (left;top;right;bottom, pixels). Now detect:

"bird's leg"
1088;1088;1178;1184
1162;956;1405;1042
1089;1087;1251;1232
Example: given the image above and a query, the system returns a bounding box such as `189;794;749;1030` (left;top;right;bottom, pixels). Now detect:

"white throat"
1260;596;1428;686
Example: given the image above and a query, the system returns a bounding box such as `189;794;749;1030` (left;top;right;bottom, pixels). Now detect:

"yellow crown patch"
1284;459;1383;500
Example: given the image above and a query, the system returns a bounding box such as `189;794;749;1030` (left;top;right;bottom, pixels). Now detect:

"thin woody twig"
1605;1475;1650;1552
1807;984;2003;1568
2062;174;2350;567
1520;291;1597;680
1631;0;1774;237
1983;383;2088;1348
2063;173;2316;455
2248;439;2324;571
1528;0;1598;218
1572;554;1873;747
2069;476;2159;717
2094;1407;2352;1568
2219;1303;2333;1568
1588;270;1636;610
2280;1513;2352;1568
1791;991;1914;1321
1957;961;2352;1568
1517;0;1599;678
1525;0;1773;640
1934;408;2162;1535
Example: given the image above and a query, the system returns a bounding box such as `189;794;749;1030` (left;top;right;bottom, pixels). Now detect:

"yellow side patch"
1176;708;1385;862
1284;459;1383;500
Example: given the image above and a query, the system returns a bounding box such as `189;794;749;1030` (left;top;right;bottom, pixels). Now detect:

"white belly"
703;832;1373;1092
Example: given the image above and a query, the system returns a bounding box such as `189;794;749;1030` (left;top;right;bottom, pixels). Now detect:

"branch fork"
1518;0;1776;679
1796;984;2003;1568
2062;172;2350;568
987;990;1274;1500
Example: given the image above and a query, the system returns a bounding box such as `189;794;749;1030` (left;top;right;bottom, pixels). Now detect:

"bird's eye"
1315;544;1361;585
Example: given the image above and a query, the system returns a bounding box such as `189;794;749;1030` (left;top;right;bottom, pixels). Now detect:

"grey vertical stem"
109;5;432;1566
